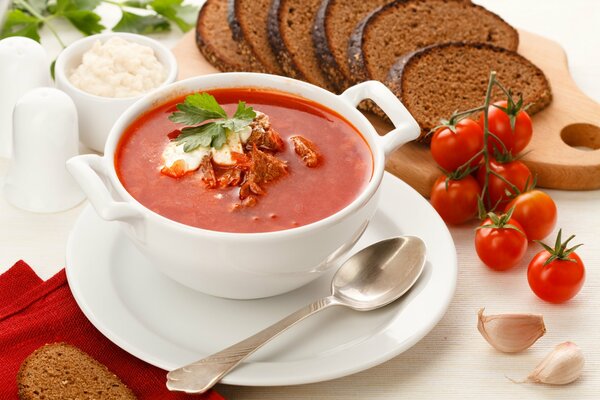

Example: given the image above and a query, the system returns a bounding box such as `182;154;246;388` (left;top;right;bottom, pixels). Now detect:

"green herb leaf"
20;0;48;14
50;59;56;80
211;127;228;149
169;92;228;125
63;10;104;35
51;0;104;35
121;0;154;7
222;101;256;131
169;93;257;152
150;0;197;32
232;100;256;121
0;9;42;41
56;0;101;12
113;10;170;34
176;122;226;152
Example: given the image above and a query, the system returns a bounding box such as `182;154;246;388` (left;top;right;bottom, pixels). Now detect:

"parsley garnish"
1;0;198;48
169;93;256;152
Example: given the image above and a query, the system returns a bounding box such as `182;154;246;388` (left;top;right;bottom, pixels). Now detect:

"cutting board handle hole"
561;123;600;151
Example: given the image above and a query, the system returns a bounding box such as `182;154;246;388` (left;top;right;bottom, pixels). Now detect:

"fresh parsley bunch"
1;0;198;47
169;92;257;152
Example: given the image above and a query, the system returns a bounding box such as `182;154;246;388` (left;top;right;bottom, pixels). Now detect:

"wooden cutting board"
171;29;600;197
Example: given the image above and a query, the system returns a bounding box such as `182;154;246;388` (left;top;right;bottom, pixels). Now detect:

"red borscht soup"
115;88;373;233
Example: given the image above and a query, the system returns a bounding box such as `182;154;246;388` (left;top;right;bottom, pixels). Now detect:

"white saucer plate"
66;173;457;386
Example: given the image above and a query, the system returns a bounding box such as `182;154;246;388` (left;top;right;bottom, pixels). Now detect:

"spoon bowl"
332;236;426;311
167;236;427;394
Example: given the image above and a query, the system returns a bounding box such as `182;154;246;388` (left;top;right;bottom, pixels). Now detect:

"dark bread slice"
268;0;336;91
196;0;264;72
348;0;519;84
313;0;390;92
228;0;284;74
386;42;552;140
18;343;137;400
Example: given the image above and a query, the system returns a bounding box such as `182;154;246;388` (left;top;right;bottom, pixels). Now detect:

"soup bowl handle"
66;154;141;221
339;81;421;157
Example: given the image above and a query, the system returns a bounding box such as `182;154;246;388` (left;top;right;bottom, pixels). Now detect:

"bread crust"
347;0;520;82
312;0;346;92
386;42;552;140
196;0;264;73
267;0;306;80
228;0;282;74
347;3;386;84
227;0;242;41
18;343;136;400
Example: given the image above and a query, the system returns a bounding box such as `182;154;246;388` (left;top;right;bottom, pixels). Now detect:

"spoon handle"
166;295;340;393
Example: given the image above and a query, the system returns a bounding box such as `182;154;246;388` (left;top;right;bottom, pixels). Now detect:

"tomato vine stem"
480;71;496;211
450;71;522;217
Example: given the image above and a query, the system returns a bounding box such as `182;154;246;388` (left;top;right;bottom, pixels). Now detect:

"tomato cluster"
428;100;584;303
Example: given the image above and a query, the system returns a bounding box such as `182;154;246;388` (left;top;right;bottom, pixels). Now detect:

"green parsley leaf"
176;122;226;152
232;100;256;121
169;93;256;152
121;0;153;7
21;0;48;14
55;0;101;13
71;0;102;10
0;9;42;42
63;10;104;35
50;0;104;35
169;92;227;125
113;10;170;34
150;0;197;32
222;101;256;131
50;59;56;80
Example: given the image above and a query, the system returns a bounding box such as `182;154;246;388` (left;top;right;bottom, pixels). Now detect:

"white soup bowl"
66;73;420;299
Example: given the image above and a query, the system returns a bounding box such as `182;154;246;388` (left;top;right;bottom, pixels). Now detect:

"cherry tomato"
528;231;585;303
431;119;484;171
477;159;533;208
479;100;533;156
430;175;481;225
506;190;557;241
475;215;528;271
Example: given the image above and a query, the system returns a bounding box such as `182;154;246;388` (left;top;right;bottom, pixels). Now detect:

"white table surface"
1;0;599;398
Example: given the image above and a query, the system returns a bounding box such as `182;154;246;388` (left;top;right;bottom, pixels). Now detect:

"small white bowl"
55;32;178;152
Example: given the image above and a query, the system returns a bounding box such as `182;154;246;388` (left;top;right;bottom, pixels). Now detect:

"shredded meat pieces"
160;159;187;178
198;155;217;188
246;111;285;152
290;136;321;167
232;195;257;211
239;145;287;201
218;168;243;187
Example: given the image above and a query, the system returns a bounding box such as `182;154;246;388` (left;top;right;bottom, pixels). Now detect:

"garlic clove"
477;308;546;353
527;342;584;385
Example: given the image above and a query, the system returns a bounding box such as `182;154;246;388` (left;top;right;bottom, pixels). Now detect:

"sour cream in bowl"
55;33;178;152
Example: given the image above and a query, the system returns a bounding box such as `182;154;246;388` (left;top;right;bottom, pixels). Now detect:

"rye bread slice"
196;0;264;72
17;343;137;400
387;42;552;140
228;0;283;74
268;0;336;91
313;0;390;92
348;0;519;84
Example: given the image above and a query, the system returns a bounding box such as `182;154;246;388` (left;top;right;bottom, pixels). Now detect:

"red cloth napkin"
0;260;224;400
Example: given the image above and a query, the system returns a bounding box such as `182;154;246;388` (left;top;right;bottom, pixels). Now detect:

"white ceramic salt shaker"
0;37;50;158
3;87;84;212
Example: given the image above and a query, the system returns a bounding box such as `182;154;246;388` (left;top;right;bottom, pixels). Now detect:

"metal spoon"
167;236;427;394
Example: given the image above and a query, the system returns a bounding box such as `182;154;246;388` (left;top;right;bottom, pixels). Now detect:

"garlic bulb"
527;342;584;385
477;308;546;353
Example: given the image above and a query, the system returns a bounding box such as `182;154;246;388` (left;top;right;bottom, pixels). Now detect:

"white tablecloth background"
1;0;599;398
